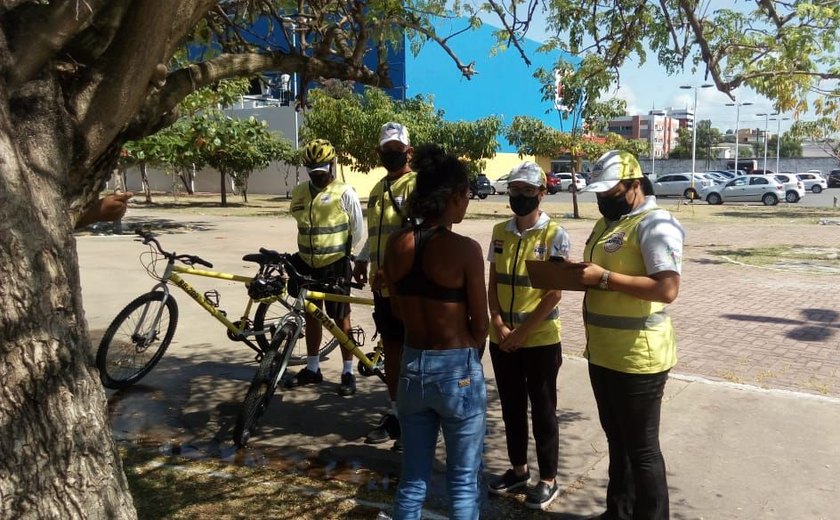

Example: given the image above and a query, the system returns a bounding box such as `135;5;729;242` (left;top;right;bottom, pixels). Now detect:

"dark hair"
407;144;469;221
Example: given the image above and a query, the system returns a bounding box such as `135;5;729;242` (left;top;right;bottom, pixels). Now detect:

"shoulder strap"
385;179;404;217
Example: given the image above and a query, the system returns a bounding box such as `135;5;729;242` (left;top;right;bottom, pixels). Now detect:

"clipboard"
526;260;587;291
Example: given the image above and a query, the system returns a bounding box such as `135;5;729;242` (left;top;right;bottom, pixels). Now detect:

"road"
480;187;840;208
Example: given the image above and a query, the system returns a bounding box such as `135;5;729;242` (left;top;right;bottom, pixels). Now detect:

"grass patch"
122;445;398;520
707;245;840;271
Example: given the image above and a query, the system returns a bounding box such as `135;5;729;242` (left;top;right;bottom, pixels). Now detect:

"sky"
477;3;811;136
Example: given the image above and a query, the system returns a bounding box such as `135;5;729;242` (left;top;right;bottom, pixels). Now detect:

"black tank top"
393;226;467;303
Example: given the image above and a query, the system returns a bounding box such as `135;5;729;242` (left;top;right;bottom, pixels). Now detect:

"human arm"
341;187;366;252
498;289;562;352
487;265;512;345
75;192;134;230
579;266;680;303
465;239;489;347
579;211;683;303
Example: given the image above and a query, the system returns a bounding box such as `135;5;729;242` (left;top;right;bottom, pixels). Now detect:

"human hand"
370;268;386;292
499;326;527;353
579;262;607;287
75;192;134;229
352;261;368;286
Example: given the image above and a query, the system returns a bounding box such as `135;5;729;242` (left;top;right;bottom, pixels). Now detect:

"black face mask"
509;194;540;217
380;150;408;172
309;172;332;189
597;192;634;221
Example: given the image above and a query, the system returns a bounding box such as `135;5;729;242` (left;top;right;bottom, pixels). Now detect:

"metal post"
763;113;769;173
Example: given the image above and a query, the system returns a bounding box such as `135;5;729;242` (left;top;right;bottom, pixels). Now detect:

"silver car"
774;174;806;203
653;172;713;199
700;175;786;205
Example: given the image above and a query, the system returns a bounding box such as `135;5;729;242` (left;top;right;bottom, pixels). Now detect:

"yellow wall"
337;152;539;197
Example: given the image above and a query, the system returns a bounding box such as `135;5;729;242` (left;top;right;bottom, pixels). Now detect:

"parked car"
773;174;806;203
706;170;736;180
554;172;587;192
828;169;840;188
752;168;775;176
703;172;730;184
469;174;492;199
796;172;828;193
699;175;785;205
652;173;713;199
490;174;510;195
545;172;562;194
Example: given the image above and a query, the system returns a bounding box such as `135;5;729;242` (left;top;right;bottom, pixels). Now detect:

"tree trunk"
220;170;228;207
140;162;153;203
0;81;136;519
571;154;581;219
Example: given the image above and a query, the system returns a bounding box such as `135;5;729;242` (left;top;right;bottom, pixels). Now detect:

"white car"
773;174;806;203
652;173;713;199
700;175;786;205
796;172;828;193
554;172;587;192
490;174;510;195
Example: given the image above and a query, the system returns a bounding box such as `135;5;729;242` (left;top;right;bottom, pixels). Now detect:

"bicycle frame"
146;261;284;355
294;288;384;376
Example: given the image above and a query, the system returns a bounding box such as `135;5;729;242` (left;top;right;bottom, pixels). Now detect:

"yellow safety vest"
489;219;562;347
290;181;351;268
582;209;677;374
367;172;417;296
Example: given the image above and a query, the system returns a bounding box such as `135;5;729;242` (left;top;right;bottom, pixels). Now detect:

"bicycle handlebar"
136;230;214;268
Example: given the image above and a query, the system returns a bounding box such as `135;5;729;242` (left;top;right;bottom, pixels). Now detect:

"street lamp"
679;84;714;175
770;115;791;174
756;112;779;173
725;100;753;172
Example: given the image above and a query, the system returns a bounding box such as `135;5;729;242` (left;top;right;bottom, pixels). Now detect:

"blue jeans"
393;346;487;520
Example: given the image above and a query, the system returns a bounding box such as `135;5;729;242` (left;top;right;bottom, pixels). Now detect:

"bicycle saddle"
242;249;284;265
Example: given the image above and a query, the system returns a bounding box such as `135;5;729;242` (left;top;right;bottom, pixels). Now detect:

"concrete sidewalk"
78;209;840;519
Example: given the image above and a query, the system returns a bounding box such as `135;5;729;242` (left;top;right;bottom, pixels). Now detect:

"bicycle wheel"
233;323;298;447
254;301;338;364
96;291;179;389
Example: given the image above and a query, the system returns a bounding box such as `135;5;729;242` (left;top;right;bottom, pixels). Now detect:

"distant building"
662;107;694;130
607;112;679;158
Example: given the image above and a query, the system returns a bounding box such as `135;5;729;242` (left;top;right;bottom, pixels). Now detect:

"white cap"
379;122;410;147
580;150;643;193
509;161;546;188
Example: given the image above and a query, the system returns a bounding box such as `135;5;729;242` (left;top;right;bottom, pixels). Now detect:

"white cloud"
601;84;642;115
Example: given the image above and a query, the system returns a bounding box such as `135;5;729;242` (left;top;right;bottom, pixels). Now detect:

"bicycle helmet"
303;139;336;167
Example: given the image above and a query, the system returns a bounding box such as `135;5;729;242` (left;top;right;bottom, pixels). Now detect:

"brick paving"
458;208;840;398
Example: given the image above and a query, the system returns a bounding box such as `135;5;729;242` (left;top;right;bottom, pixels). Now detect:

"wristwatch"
599;270;611;290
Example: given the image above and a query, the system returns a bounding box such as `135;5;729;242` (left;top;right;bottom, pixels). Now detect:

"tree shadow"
721;308;840;341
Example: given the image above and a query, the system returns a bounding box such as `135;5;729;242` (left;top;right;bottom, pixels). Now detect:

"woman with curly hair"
384;144;489;520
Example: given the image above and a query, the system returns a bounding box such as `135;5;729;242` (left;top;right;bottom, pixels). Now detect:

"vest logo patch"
320;194;331;203
533;243;546;259
393;196;404;208
493;239;504;254
603;232;625;253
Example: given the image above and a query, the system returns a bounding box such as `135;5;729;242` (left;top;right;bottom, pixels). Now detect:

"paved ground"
78;204;840;519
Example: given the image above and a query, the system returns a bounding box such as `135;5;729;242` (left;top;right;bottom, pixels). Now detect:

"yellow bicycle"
95;231;298;389
233;250;386;447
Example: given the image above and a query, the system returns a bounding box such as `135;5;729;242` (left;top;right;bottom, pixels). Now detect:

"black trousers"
589;363;670;520
489;342;562;480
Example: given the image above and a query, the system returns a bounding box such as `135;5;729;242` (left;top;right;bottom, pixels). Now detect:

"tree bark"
0;78;136;519
220;170;228;207
140;162;153;203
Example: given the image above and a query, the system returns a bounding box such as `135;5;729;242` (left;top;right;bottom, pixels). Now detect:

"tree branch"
402;16;477;78
486;0;532;67
7;0;108;90
124;51;385;140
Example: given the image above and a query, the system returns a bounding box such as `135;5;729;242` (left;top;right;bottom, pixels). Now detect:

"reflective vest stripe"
584;310;668;330
299;243;348;255
298;223;350;235
504;307;560;326
495;273;532;287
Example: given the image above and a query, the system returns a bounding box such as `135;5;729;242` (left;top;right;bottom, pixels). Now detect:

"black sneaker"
338;372;357;396
285;367;323;388
525;480;560;510
488;469;530;495
365;413;400;444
